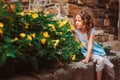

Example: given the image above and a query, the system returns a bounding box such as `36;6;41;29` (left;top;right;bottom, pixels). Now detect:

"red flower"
7;7;12;14
7;0;11;3
6;16;11;19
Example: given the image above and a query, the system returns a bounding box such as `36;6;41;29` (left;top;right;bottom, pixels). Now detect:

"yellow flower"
79;42;86;48
60;32;63;35
13;37;18;41
0;29;3;34
61;38;66;41
70;24;75;31
20;33;26;38
72;54;76;61
25;25;29;29
28;10;32;13
0;22;4;28
28;43;33;46
27;35;32;40
31;33;36;38
43;32;50;38
20;11;25;16
41;38;46;44
48;24;56;31
48;24;52;26
58;19;68;27
27;12;31;16
51;26;56;31
59;23;64;27
25;23;29;29
32;13;38;19
27;10;32;15
25;23;29;26
62;19;68;25
54;39;60;48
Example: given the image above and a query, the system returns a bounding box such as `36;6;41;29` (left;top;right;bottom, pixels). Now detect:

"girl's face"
74;15;85;29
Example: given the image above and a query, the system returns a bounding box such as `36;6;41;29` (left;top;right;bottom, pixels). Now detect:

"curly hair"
73;10;94;38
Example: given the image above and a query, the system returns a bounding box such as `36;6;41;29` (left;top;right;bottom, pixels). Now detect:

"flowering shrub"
0;2;82;70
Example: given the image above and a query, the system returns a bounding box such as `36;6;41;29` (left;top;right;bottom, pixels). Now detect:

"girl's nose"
76;21;79;25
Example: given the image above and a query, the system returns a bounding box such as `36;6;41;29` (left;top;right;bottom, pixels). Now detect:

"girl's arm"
74;33;79;43
81;33;94;63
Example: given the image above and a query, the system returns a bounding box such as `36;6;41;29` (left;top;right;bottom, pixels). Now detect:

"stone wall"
6;51;120;80
118;0;120;41
29;0;119;42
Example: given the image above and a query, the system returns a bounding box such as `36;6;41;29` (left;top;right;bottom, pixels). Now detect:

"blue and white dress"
75;28;106;57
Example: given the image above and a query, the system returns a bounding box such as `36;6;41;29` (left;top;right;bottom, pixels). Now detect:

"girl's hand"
81;59;89;64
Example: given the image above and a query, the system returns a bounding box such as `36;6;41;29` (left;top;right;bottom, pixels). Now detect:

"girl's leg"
104;66;115;80
104;56;115;80
91;54;105;80
96;70;103;80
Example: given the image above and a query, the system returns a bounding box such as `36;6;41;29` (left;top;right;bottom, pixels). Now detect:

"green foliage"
97;42;111;55
0;2;82;69
104;46;111;55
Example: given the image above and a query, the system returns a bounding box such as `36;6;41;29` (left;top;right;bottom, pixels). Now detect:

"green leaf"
0;53;7;67
45;14;55;19
8;53;16;58
30;57;38;70
104;46;111;55
3;37;12;43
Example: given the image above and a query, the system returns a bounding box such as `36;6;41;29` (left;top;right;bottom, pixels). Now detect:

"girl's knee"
96;58;105;72
97;57;105;65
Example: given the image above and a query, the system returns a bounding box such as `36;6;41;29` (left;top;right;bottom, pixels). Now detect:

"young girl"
72;10;115;80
